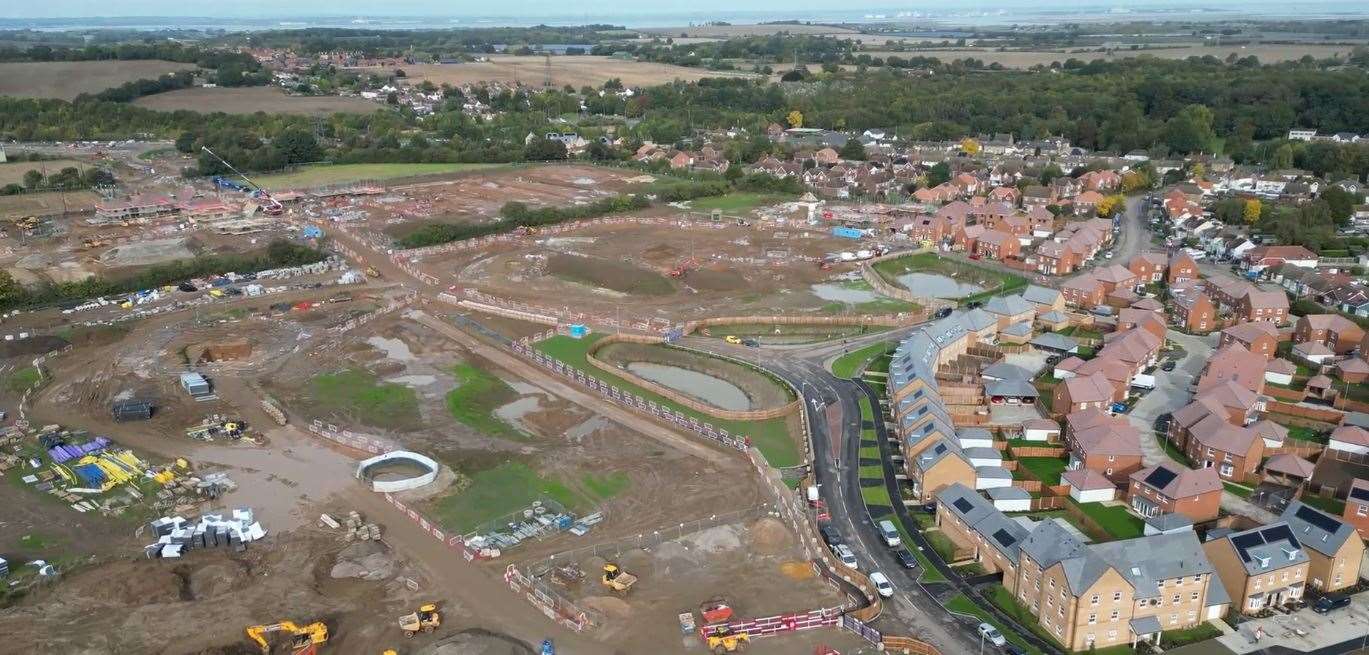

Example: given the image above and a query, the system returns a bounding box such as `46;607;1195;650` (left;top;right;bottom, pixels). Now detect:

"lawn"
256;162;508;188
985;585;1065;650
1071;500;1146;540
581;471;630;501
535;335;800;467
1154;431;1192;465
688;192;791;213
1302;494;1346;515
945;593;1042;655
429;461;584;533
1223;482;1254;499
1284;424;1329;444
1017;457;1067;485
445;363;522;439
925;529;960;562
5;366;43;393
831;341;894;379
309;368;420;430
1160;623;1223;648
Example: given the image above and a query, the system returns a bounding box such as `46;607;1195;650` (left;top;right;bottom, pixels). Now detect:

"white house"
1062;468;1116;503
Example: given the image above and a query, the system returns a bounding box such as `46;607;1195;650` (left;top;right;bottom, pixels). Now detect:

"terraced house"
1280;501;1366;593
935;483;1230;651
1203;523;1310;615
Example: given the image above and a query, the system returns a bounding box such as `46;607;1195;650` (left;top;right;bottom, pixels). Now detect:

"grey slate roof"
1031;332;1079;352
1143;512;1193;533
1280;501;1357;558
957;427;994;442
963;447;1004;462
985;294;1034;317
975;466;1013;480
1022;285;1063;306
986;378;1041;399
1002;321;1033;338
936;483;1029;559
987;486;1031;501
1037;310;1071;324
1129;615;1162;636
959;308;999;332
982;361;1032;381
1088;531;1214;600
1213;522;1309;576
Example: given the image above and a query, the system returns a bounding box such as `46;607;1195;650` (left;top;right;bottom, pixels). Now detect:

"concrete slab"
1216;593;1369;654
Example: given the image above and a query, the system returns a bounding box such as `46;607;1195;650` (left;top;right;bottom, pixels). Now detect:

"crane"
201;146;284;216
245;620;329;654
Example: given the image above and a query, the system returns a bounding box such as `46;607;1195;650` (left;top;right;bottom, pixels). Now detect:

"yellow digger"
706;625;750;653
398;603;441;637
245;620;328;654
601;563;638;593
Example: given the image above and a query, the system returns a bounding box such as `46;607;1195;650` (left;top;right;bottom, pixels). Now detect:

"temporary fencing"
328;291;417;334
306;419;396;455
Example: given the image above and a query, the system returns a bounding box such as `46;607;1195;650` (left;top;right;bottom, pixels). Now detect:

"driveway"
1217;594;1369;655
1128;328;1213;446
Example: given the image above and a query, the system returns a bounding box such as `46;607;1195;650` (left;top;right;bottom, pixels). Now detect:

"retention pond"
625;362;753;411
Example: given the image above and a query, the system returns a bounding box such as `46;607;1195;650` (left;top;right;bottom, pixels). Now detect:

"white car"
869;571;894;597
834;544;858;570
978;623;1007;647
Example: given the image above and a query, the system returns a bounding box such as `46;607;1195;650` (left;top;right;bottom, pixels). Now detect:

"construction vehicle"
698;597;734;624
245;620;328;654
601;562;637;593
202;147;284;216
397;603;441;637
365;266;381;278
705;626;750;653
668;257;699;278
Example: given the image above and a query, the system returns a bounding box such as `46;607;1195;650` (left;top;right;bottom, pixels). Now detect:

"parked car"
741;338;759;348
1153;413;1172;433
934;307;954;319
1003;645;1026;655
896;549;919;569
834;544;859;570
878;520;901;547
920;502;936;513
1314;595;1352;614
869;571;894;597
1161;360;1177;372
965;301;984;310
819;525;842;547
977;623;1007;647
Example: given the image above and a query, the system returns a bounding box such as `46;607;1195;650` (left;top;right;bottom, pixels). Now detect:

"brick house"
1168;252;1201;284
1238;290;1290;324
1245;245;1319;269
1128;252;1168;284
1204;523;1310;615
1093;264;1138;295
1280;501;1366;593
1344;478;1369;538
975;229;1021;261
1061;274;1105;308
1293;314;1365;355
1064;409;1143;482
1219;322;1280;358
1037;242;1081;276
1127;462;1222;523
1185;415;1264;483
1171;290;1217;333
1053;372;1117;417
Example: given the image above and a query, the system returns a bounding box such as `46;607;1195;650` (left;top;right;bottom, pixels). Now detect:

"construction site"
0;156;924;655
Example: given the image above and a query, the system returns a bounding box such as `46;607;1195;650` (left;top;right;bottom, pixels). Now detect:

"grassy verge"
985;585;1064;650
1302;494;1346;515
309;368;420;430
1223;482;1253;499
1017;457;1067;485
925;529;960;562
945;593;1043;655
534;335;799;467
688;192;790;213
831;341;895;379
445;363;522;439
429;461;584;533
1161;623;1223;647
871;252;1028;308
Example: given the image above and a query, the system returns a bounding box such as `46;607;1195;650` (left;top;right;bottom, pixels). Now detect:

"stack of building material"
342;511;382;541
47;437;111;463
144;507;267;558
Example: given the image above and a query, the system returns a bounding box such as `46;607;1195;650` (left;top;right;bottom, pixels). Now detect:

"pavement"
1217;594;1369;655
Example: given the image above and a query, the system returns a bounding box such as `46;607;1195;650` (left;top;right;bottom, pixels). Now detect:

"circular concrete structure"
355;451;439;493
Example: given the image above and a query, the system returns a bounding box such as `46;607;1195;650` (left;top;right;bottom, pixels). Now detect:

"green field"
445;363;522;439
534;335;800;467
429;461;584;533
256;162;508;188
308;368;420;430
688;192;791;213
830;341;894;379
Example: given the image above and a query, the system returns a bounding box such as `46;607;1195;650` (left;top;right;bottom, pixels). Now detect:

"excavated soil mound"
0;335;68;358
581;595;633;618
747;517;792;555
78;562;184;604
330;541;398;581
780;560;816;580
186;561;250;600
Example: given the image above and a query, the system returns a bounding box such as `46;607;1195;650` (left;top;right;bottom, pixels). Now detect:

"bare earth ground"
133;86;384;116
0;190;100;219
861;43;1358;68
0;159;90;185
0;60;197;100
361;55;758;89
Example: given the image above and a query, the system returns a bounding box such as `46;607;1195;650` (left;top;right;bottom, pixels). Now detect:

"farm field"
0;159;89;185
132;86;383;115
0;190;101;219
360;55;758;89
860;43;1359;69
254;162;509;189
0;60;195;99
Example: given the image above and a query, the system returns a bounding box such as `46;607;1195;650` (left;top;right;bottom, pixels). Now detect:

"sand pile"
747;517;791;555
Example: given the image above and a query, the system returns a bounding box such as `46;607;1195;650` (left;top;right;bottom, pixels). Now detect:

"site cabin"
179;372;212;397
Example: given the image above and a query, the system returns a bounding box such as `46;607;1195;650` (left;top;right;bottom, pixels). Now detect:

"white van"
869;571;894;598
834;544;858;570
878;520;901;547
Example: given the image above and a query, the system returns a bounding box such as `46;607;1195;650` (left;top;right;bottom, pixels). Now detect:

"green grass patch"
1154;431;1192;465
1160;623;1223;647
831;341;894;379
256;162;507;188
309;368;419;430
1285;424;1329;444
534;335;799;468
430;461;583;533
688;192;790;213
445;363;522;439
581;471;630;501
1223;482;1254;499
925;529;960;562
861;482;893;506
984;585;1062;650
945;593;1042;655
1017;457;1067;485
1070;500;1146;540
953;561;989;577
5;367;43;393
887;516;946;583
1302;494;1346;516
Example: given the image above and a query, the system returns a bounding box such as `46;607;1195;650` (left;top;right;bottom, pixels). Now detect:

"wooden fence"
1265;386;1308;402
1008;445;1067;458
1266;400;1344;423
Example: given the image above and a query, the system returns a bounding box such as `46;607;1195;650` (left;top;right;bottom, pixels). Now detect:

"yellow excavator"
601;563;638;593
706;625;750;653
397;603;442;637
246;620;329;654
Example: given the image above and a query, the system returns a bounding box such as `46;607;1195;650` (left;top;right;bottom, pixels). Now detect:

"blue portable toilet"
568;324;589;339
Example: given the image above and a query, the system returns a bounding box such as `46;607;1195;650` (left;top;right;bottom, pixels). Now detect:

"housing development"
1;9;1369;655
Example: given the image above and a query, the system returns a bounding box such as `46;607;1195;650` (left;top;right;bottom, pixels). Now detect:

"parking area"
1217;593;1369;654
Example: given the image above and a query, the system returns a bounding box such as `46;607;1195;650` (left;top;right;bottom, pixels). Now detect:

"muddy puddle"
366;336;415;360
625;362;751;411
896;272;984;298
